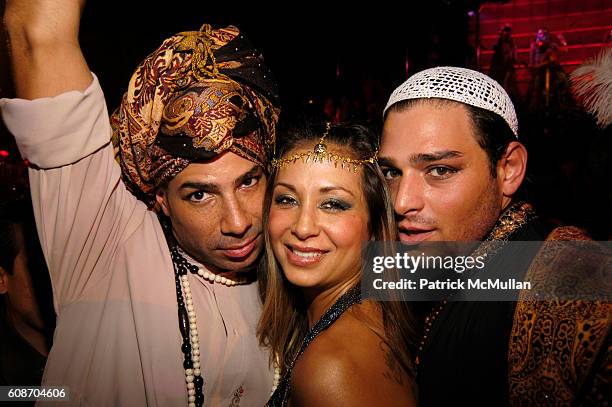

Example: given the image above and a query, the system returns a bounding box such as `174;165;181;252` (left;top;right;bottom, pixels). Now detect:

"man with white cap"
380;67;610;406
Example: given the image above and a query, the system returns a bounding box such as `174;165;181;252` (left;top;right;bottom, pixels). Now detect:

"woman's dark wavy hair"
257;121;417;379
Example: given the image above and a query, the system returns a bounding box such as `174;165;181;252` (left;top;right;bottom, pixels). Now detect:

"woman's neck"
304;276;360;329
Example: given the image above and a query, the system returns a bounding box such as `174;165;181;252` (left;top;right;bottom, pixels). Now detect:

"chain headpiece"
270;123;378;172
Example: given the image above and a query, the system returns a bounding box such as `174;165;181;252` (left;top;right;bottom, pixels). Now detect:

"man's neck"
501;197;514;213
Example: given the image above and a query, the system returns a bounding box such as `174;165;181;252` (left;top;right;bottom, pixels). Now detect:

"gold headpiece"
270;123;378;172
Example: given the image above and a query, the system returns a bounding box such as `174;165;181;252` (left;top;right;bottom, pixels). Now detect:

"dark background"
1;0;610;238
0;0;480;136
76;1;477;117
1;0;478;150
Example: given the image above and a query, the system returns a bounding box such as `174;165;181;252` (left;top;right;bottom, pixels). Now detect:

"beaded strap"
268;286;362;406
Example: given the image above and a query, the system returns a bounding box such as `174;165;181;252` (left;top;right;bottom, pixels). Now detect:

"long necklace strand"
171;244;269;406
165;214;279;405
171;245;205;407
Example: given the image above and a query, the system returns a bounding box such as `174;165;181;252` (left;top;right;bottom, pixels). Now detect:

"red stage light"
0;150;9;157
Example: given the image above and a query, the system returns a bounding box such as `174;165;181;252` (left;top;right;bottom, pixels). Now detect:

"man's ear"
0;266;9;294
497;141;528;198
155;187;171;217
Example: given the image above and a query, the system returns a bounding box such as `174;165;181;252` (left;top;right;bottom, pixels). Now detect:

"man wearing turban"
1;0;280;406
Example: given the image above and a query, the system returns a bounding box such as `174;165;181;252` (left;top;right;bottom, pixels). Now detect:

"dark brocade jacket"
417;202;610;406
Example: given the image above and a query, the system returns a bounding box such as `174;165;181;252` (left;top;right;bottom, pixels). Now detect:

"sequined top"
267;287;362;407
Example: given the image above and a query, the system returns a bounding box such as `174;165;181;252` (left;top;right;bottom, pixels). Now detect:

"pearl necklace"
175;246;249;287
171;245;205;407
170;243;274;406
195;267;249;287
270;355;281;395
180;274;204;407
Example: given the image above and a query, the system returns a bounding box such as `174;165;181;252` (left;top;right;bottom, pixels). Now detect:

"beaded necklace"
163;216;257;407
170;243;260;406
171;245;205;407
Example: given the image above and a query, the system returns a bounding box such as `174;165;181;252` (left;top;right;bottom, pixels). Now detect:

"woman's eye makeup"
272;187;353;212
273;194;297;206
320;198;351;211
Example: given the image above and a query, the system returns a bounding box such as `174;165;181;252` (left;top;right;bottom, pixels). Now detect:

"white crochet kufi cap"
384;66;519;137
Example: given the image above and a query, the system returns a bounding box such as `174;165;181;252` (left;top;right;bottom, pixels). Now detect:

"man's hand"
3;0;91;99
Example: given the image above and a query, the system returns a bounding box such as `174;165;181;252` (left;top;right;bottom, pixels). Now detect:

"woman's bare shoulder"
290;304;416;407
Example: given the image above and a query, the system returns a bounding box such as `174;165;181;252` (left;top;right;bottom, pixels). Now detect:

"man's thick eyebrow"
235;164;262;187
409;150;463;165
179;165;262;192
377;157;397;168
179;181;219;193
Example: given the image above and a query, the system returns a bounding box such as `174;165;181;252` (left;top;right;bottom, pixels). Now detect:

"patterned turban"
111;24;280;209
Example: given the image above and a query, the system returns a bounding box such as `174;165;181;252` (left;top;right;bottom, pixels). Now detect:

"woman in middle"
258;122;417;406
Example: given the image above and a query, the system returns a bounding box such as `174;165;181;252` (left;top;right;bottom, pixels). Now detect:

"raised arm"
1;0;144;310
3;0;91;99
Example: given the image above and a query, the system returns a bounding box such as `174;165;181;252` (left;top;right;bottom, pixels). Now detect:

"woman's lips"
220;236;259;259
285;245;327;267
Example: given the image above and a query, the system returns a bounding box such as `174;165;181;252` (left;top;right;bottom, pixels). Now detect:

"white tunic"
0;75;273;406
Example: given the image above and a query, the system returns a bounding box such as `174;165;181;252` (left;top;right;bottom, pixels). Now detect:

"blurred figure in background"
528;27;573;111
0;161;55;389
489;24;519;102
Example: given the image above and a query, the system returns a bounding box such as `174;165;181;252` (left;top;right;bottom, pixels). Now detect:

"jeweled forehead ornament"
270;123;378;172
383;66;519;137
